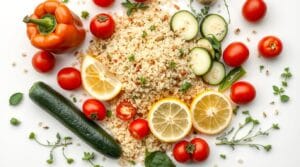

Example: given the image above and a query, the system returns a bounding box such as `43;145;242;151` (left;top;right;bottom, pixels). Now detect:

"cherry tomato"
32;51;55;73
230;81;256;104
83;99;106;121
116;100;137;121
93;0;114;7
258;36;283;58
90;13;115;39
129;119;150;140
173;140;191;163
223;42;249;67
190;138;210;162
57;67;82;90
242;0;267;22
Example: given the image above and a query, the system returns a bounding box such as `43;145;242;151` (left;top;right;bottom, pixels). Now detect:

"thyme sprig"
189;0;210;22
216;114;279;152
82;152;103;167
29;132;73;164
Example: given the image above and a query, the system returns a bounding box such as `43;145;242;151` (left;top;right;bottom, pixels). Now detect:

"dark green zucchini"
29;81;122;158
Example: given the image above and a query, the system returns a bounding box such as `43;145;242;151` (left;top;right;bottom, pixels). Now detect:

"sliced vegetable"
116;100;137;121
197;38;215;59
200;14;228;41
171;10;199;41
219;67;246;92
188;47;212;76
29;82;122;158
145;151;175;167
203;61;226;85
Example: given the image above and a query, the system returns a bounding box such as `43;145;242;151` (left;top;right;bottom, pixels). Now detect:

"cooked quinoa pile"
87;0;207;164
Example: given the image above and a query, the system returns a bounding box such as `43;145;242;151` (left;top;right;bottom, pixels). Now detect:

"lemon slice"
191;91;233;135
148;98;192;142
81;55;122;101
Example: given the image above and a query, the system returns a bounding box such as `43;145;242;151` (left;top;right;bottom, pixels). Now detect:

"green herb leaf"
233;106;240;115
62;0;69;3
140;77;147;86
10;117;21;126
219;67;246;92
106;110;112;118
145;151;175;167
263;145;272;152
242;110;249;115
220;154;226;159
81;11;89;19
280;95;289;103
142;31;148;38
29;132;36;139
9;92;23;106
122;0;149;16
272;124;280;130
149;25;156;31
168;61;176;70
179;82;192;93
82;152;95;161
259;65;265;72
128;54;135;62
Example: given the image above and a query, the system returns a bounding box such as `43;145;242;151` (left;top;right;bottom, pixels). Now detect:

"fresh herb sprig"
189;0;210;22
273;67;292;103
216;113;279;152
29;132;73;164
82;152;102;167
122;0;149;16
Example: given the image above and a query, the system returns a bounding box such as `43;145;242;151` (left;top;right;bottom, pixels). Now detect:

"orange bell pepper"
23;0;86;53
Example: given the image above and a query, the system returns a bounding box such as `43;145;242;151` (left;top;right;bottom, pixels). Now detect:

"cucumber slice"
197;38;215;59
171;10;199;41
203;61;226;85
188;47;212;76
200;14;228;42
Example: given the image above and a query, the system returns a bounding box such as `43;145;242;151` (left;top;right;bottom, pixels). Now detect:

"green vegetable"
216;113;280;152
29;132;73;164
29;82;122;158
82;152;102;167
219;67;246;92
122;0;149;16
145;151;175;167
9;92;23;106
10;117;21;126
81;11;90;19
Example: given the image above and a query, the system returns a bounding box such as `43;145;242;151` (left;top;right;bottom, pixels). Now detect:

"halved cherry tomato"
242;0;267;22
90;13;115;39
258;36;283;58
129;119;150;140
93;0;115;7
223;42;249;67
173;140;191;163
57;67;82;90
230;81;256;104
83;99;106;121
32;51;55;73
116;100;137;120
190;138;210;162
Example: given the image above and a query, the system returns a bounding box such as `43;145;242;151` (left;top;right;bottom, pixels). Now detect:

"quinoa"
87;1;208;165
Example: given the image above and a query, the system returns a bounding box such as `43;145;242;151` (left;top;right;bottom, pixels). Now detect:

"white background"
0;0;300;167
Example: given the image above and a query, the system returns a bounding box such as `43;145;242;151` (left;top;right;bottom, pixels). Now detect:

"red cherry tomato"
223;42;249;67
242;0;267;22
173;140;191;163
230;81;256;104
116;100;137;121
57;67;82;90
83;99;106;121
129;119;150;140
90;13;115;39
258;36;283;58
32;51;55;73
93;0;114;7
190;138;210;162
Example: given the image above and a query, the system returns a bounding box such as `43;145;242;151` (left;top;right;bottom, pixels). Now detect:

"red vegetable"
230;81;256;104
90;13;115;39
173;140;191;163
32;51;55;73
190;138;210;162
223;42;249;67
57;67;82;90
116;100;137;121
258;36;283;58
83;99;107;121
93;0;115;7
242;0;267;22
129;119;150;140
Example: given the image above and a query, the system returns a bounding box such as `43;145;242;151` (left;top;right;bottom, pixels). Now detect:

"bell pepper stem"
23;14;57;34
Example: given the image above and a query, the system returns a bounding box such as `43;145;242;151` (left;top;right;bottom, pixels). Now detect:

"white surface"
0;0;299;167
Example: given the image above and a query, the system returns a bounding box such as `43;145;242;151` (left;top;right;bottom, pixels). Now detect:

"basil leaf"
145;151;175;167
9;92;23;106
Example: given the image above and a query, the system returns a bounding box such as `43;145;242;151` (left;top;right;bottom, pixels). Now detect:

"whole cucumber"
29;81;122;158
